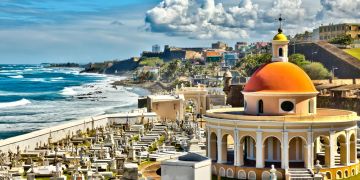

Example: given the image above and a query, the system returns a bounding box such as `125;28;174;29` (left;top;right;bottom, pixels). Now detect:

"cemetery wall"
0;115;109;152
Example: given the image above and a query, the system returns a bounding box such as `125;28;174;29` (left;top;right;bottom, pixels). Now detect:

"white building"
161;153;211;180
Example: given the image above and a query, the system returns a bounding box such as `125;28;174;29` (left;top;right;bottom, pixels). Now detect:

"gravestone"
122;163;138;180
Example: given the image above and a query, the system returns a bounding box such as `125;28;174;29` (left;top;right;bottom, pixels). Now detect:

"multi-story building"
319;23;360;41
223;52;239;68
235;42;248;51
212;41;228;50
204;51;222;63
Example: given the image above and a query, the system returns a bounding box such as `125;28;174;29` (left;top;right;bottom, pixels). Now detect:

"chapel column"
282;131;289;169
256;131;264;168
345;130;350;166
306;131;313;169
234;129;240;166
329;131;335;168
207;127;211;158
217;128;223;163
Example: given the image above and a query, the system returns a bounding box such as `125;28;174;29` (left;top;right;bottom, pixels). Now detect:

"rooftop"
205;108;358;123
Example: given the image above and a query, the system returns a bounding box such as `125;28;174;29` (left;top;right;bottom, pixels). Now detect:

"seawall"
0;110;157;152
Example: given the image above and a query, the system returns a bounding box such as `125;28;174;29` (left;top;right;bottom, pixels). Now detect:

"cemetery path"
141;162;161;180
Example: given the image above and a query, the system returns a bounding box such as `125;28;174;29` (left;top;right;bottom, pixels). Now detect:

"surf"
0;98;31;108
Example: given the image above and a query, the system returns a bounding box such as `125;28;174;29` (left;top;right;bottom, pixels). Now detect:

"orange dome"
243;62;317;93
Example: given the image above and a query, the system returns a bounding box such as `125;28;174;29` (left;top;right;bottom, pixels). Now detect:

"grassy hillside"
344;48;360;60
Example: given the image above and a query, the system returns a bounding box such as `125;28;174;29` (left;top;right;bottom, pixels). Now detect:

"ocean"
0;64;149;139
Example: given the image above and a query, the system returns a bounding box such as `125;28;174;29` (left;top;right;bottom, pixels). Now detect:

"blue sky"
0;0;358;64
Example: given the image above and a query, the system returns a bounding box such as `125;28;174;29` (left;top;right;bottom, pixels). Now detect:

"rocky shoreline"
111;79;171;94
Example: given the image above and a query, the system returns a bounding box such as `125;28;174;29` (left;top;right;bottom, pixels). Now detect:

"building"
319;23;360;41
204;51;222;63
212;41;228;50
205;27;359;180
146;86;226;121
152;44;161;53
161;153;211;180
235;42;248;51
223;52;239;68
147;94;185;121
250;42;271;54
185;50;202;60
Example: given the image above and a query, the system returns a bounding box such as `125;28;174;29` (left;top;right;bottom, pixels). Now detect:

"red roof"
244;62;317;93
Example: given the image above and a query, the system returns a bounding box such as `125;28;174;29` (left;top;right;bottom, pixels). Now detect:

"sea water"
0;64;149;139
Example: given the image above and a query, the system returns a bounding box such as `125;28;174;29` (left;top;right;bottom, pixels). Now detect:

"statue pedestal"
314;174;324;180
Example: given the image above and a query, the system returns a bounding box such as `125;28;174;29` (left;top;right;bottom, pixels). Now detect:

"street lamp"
311;51;318;62
332;66;338;79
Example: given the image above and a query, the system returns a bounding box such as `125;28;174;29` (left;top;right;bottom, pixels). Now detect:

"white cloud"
316;0;360;24
145;0;255;39
145;0;313;39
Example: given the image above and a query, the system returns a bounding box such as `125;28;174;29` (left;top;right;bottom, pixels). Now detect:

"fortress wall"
313;79;360;85
289;43;360;78
317;96;360;115
0;115;109;152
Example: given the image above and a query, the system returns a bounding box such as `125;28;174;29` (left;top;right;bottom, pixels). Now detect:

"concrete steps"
317;152;341;166
288;168;313;180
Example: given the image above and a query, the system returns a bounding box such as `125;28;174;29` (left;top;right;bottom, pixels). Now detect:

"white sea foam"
0;99;31;108
60;87;77;96
8;75;24;79
0;91;52;96
51;77;64;80
29;78;46;82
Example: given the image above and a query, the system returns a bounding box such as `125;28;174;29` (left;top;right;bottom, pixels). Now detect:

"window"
281;101;294;112
258;100;263;114
279;48;283;57
308;99;314;114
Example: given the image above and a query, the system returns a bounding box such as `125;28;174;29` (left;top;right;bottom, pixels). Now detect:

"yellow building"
147;85;226;122
319;23;360;41
205;28;359;179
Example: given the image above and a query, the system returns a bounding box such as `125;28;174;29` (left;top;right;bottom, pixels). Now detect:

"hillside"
344;48;360;60
288;41;360;78
82;59;139;74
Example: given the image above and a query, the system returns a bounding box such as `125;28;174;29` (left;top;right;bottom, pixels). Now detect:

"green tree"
329;34;354;45
236;53;272;76
160;59;181;81
303;62;331;80
289;53;310;67
139;57;164;67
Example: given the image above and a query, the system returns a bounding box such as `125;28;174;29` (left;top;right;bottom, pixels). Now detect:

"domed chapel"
205;19;359;180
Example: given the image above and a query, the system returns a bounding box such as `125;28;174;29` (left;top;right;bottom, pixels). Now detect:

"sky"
0;0;359;64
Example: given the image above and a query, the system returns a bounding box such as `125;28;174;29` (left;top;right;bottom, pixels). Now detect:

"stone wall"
317;96;360;115
0;111;157;152
288;42;360;78
0;115;109;152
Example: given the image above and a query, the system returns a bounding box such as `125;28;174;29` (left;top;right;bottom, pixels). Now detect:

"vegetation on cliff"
329;34;354;46
289;53;331;79
234;53;330;80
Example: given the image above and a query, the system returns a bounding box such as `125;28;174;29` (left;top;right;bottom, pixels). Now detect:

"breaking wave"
60;87;77;96
0;99;31;108
8;75;24;79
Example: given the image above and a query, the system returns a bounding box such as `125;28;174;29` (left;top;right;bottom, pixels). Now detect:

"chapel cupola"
272;15;289;62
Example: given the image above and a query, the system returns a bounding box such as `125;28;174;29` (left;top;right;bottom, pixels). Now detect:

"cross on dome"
276;14;285;33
